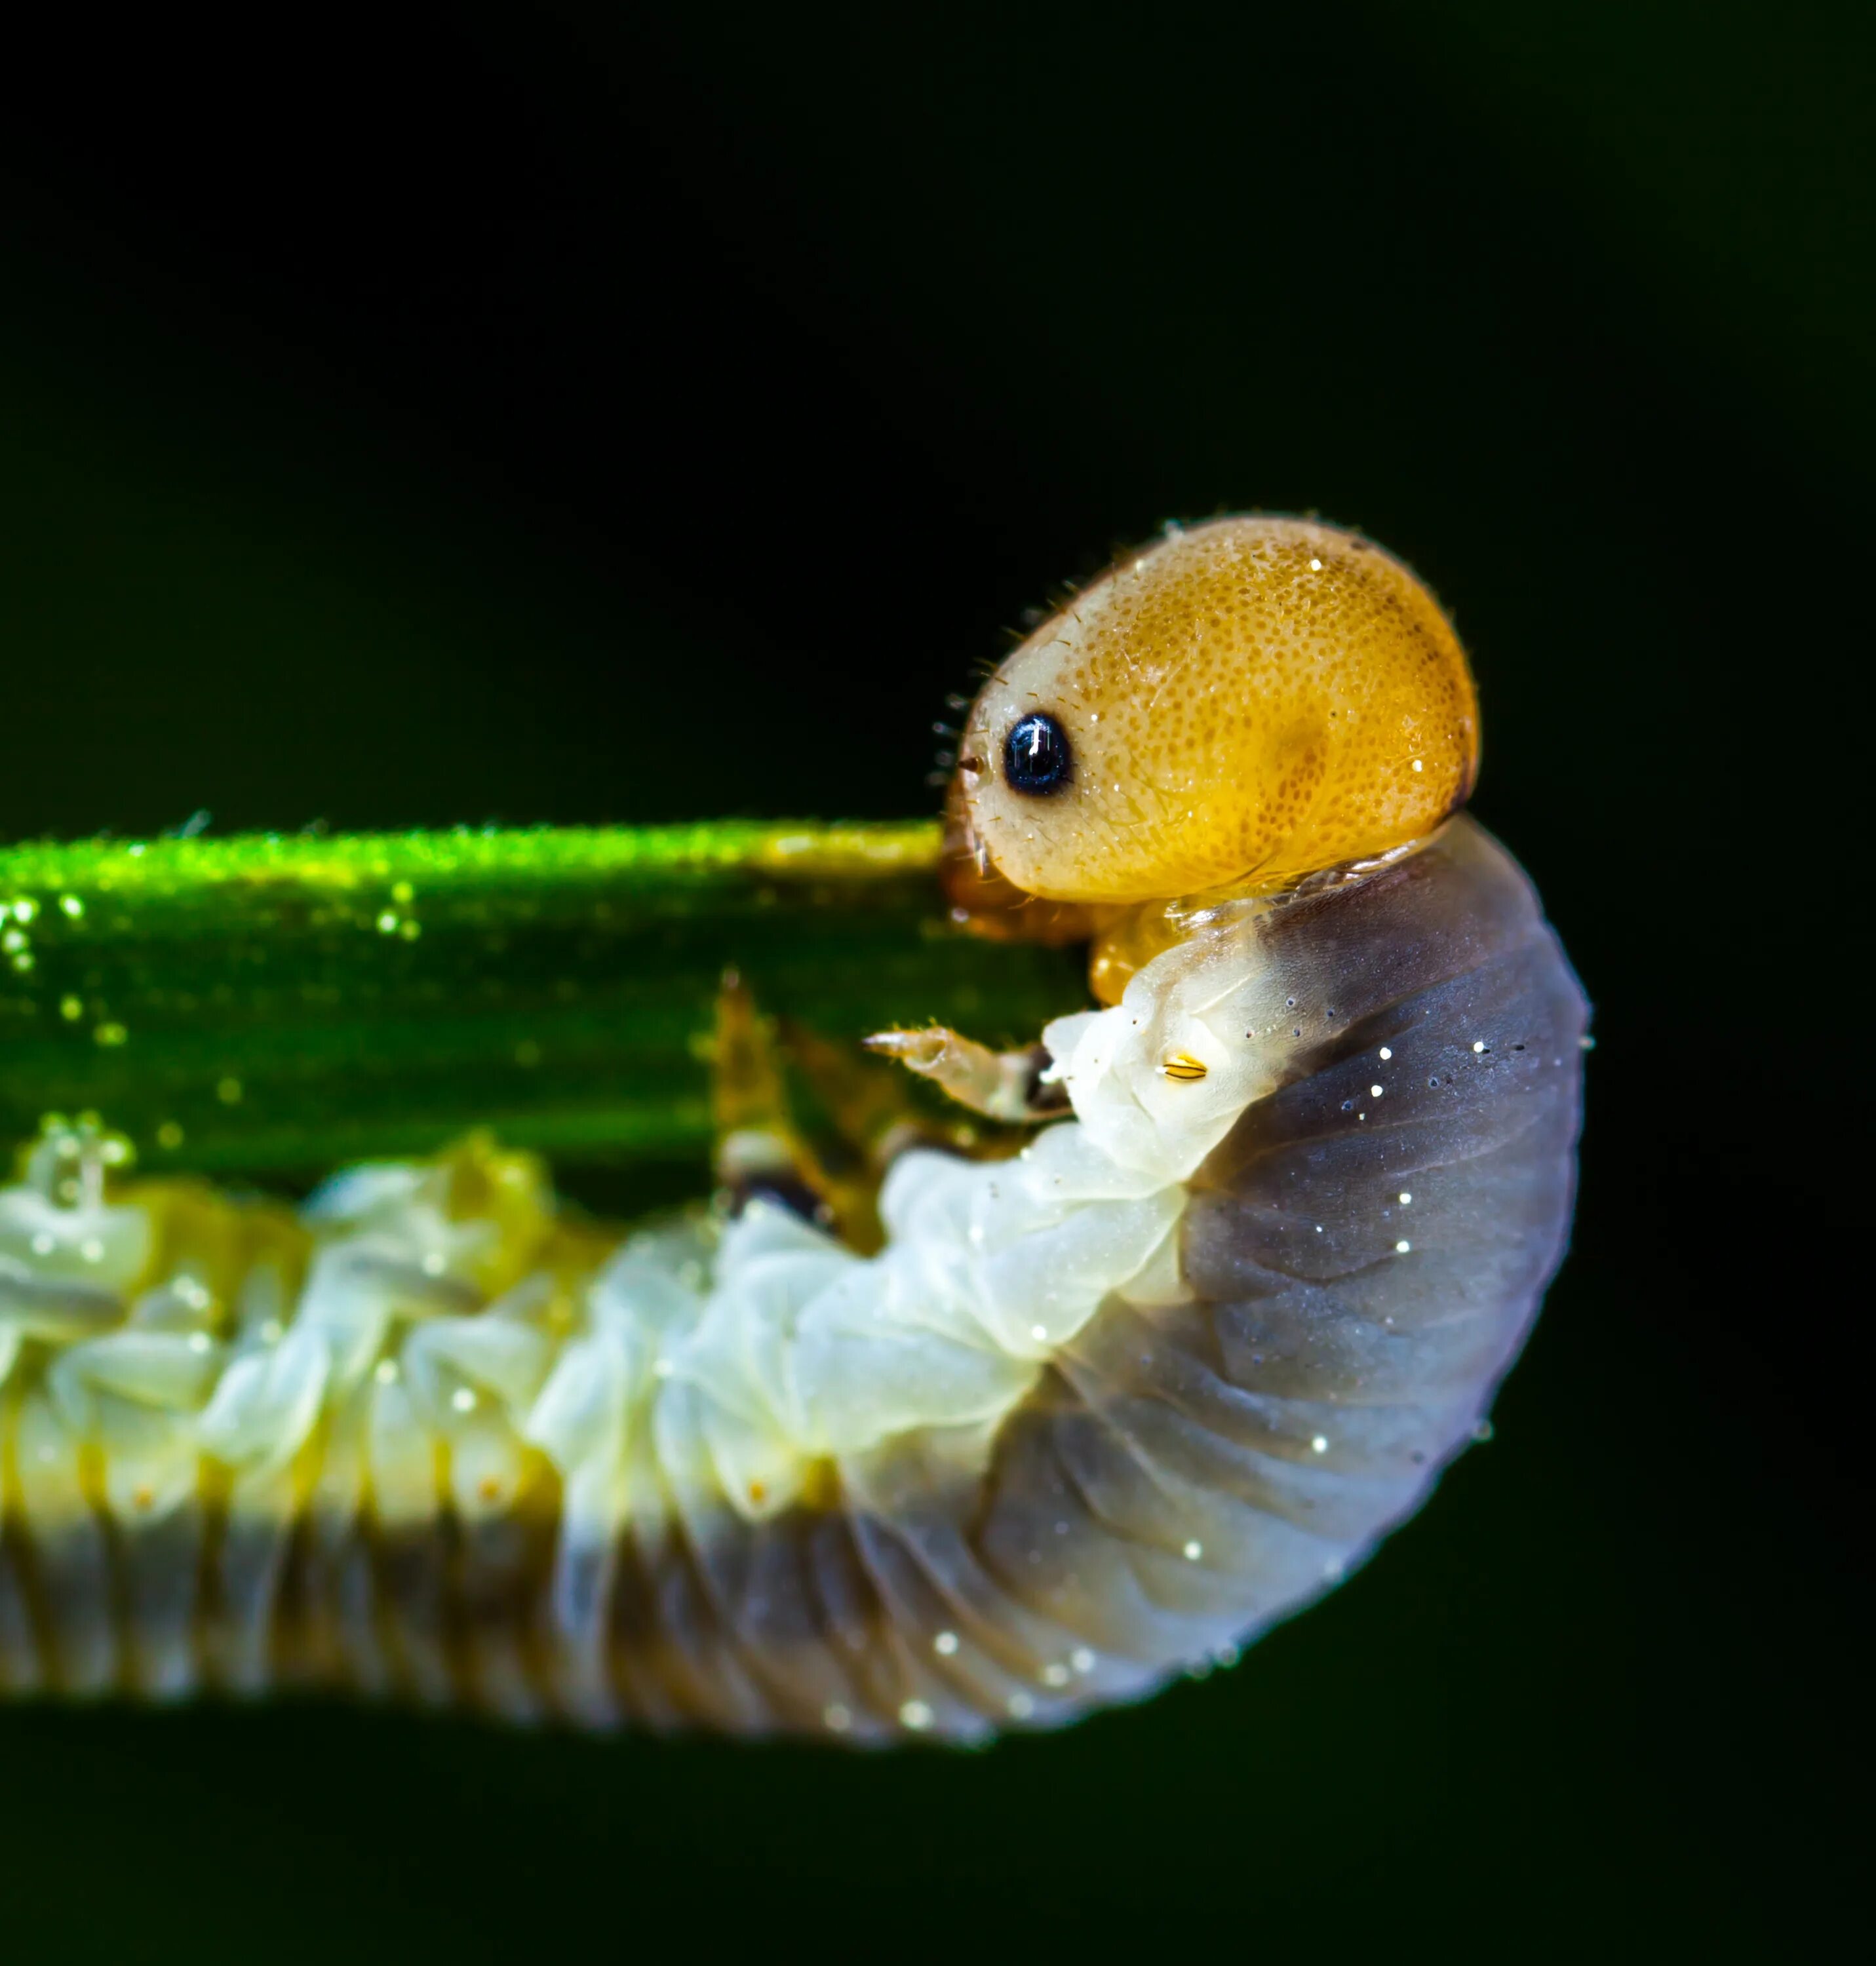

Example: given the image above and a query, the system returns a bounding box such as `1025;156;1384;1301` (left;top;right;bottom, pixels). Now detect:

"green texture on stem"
0;822;1082;1187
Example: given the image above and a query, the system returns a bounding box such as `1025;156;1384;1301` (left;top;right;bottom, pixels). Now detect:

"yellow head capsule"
949;516;1478;906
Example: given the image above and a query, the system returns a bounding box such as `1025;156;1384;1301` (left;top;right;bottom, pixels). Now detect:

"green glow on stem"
0;822;1082;1185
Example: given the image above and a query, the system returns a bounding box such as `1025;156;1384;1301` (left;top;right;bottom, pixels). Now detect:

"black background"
0;3;1865;1956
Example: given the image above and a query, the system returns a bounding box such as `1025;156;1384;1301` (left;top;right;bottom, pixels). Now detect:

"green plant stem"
0;823;1082;1187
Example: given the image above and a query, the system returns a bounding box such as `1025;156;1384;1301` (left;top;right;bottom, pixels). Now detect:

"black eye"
1003;712;1072;796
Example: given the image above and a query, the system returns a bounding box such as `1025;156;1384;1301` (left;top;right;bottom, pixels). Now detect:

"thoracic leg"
708;972;951;1251
709;969;838;1228
709;978;1048;1252
862;1026;1065;1125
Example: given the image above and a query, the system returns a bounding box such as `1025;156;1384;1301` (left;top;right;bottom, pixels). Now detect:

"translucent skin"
955;517;1479;905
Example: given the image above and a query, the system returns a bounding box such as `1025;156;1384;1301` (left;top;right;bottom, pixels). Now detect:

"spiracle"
0;516;1586;1743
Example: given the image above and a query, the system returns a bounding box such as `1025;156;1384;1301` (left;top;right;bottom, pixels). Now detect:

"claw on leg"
707;978;1059;1249
773;1016;943;1168
709;970;834;1226
863;1026;1066;1125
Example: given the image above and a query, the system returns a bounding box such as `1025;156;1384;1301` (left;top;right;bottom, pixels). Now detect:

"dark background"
1;2;1865;1956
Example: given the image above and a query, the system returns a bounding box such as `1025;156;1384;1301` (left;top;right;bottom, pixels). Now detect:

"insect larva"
0;516;1586;1742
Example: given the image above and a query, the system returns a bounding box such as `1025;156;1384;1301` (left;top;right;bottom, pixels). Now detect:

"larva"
0;517;1586;1743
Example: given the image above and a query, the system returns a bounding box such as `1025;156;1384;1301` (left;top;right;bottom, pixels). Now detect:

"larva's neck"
1081;828;1440;1006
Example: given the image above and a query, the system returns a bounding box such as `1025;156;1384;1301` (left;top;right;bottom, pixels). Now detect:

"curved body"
0;817;1584;1740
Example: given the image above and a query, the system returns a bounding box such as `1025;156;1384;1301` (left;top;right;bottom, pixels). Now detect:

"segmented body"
0;817;1584;1740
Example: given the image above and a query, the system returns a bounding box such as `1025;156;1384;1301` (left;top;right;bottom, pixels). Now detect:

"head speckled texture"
959;517;1479;903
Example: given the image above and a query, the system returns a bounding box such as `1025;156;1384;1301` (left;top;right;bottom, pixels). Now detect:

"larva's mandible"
0;518;1586;1742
